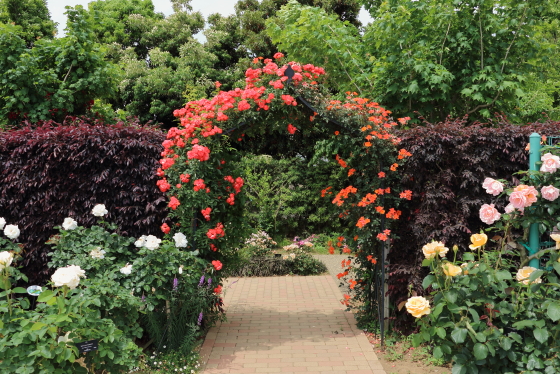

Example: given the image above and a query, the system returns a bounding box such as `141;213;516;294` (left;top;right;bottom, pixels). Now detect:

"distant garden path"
199;275;385;374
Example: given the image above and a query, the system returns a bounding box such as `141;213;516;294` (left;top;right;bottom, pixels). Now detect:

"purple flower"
207;277;212;286
197;312;203;326
199;275;205;286
141;295;145;302
173;278;179;291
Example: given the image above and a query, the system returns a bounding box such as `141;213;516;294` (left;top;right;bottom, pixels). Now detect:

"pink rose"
504;203;515;214
541;185;560;201
509;191;527;210
479;204;501;225
482;178;504;196
540;153;560;173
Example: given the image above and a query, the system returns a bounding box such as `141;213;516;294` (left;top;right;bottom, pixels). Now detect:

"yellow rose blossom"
460;263;469;275
442;263;462;277
550;233;560;249
405;296;431;318
469;233;488;250
516;266;542;285
422;241;449;259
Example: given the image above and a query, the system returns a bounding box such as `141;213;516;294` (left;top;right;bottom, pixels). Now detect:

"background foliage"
0;117;167;284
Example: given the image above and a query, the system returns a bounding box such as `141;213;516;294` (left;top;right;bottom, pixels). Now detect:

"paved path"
199;275;386;374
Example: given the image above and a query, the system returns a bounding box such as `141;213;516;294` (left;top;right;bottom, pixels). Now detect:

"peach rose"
482;178;504;196
442;263;462;277
479;204;501;225
550;233;560;249
422;241;449;259
540;153;560;173
516;266;542;285
405;296;431;318
541;186;560;202
504;203;515;214
469;233;488;250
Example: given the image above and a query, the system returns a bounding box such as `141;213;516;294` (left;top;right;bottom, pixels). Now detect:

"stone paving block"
200;276;387;374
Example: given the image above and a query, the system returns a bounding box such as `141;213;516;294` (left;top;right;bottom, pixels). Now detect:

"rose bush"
409;145;560;373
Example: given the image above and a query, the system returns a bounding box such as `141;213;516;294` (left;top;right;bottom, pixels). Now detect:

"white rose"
0;251;14;270
3;224;20;240
120;264;132;275
173;232;188;248
144;235;161;250
51;265;86;289
89;247;106;259
62;217;78;230
135;235;147;248
178;265;183;274
91;204;108;217
0;218;5;230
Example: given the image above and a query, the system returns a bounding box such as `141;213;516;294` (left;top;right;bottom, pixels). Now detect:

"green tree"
0;6;118;127
268;0;551;122
0;0;56;47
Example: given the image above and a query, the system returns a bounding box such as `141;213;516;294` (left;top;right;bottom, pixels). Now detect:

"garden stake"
528;132;541;268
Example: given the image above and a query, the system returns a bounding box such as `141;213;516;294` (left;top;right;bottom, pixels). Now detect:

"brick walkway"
199;276;386;374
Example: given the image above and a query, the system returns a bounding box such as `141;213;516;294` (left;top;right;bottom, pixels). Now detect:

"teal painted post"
528;133;541;268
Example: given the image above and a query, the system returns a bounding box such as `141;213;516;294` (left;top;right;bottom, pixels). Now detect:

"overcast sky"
47;0;371;37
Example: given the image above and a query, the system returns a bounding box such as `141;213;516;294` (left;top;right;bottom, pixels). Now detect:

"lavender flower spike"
173;278;179;291
197;312;203;325
199;275;205;286
207;277;212;286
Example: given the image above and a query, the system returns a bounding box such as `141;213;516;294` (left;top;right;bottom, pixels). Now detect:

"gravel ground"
312;254;354;294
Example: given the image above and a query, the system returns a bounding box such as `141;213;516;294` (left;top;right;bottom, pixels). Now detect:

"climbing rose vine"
159;55;412;326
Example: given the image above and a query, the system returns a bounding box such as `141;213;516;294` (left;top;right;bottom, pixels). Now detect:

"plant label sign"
76;339;98;353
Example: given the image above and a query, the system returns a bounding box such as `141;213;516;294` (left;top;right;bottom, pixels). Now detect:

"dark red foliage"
389;116;560;331
0;117;167;284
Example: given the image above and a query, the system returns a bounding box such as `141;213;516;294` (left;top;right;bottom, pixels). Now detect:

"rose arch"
156;53;412;327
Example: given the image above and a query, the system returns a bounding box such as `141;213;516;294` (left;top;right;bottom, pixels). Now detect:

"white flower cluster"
89;247;106;259
51;265;86;289
1;218;20;240
120;263;132;275
135;235;161;250
92;204;108;217
62;217;78;230
0;251;14;271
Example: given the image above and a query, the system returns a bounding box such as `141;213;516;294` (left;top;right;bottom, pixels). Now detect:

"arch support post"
528;133;541;269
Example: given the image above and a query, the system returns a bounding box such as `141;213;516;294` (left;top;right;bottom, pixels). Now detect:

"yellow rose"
516;266;542;285
460;263;469;275
405;296;431;318
550;233;560;249
442;263;462;277
422;241;449;259
469;233;488;250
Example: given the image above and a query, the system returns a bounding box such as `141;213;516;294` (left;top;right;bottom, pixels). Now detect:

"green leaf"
12;287;27;293
37;289;54;303
500;337;512;351
463;252;475;261
31;322;46;331
547;302;560;322
495;270;512;281
473;343;488;360
436;327;446;339
452;364;467;374
433;346;443;358
553;262;560;276
533;328;549;343
422;274;435;289
451;327;468;344
411;333;423;347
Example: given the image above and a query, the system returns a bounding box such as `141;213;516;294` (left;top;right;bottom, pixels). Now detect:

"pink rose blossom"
504;203;515;214
479;204;501;225
482;178;504;196
509;191;528;210
540;153;560;173
541;185;560;201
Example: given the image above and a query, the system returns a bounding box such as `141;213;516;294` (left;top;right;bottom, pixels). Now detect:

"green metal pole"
528;133;541;269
